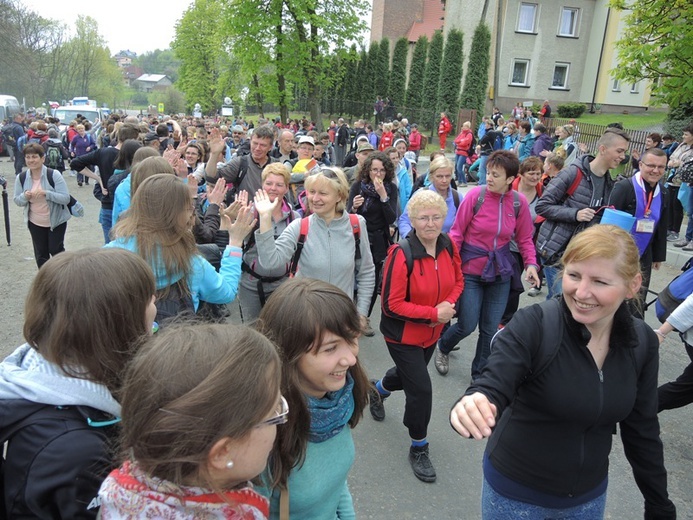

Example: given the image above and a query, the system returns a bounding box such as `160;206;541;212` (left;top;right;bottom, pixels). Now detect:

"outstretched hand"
226;205;257;247
254;189;279;216
207;178;227;206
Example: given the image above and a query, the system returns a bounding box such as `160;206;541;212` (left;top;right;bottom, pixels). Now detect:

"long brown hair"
113;174;197;288
119;324;281;487
23;249;155;396
255;278;369;488
130;156;175;197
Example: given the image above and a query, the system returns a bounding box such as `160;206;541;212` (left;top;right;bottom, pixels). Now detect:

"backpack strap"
527;297;563;382
473;186;487;215
236;154;249;188
452;188;460;209
511;189;521;218
348;213;361;261
289;217;310;278
565;167;583;197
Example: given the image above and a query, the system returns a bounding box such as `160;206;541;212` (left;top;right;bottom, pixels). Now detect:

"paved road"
0;157;691;519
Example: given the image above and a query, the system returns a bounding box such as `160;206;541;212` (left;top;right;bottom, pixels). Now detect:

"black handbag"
678;159;693;184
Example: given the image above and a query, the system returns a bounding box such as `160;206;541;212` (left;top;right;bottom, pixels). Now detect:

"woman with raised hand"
106;174;255;323
450;225;676;520
256;278;369;519
253;167;375;327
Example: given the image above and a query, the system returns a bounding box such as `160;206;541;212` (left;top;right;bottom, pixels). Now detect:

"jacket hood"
0;344;120;416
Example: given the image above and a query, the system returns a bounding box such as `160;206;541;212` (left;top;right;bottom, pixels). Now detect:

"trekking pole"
1;176;10;246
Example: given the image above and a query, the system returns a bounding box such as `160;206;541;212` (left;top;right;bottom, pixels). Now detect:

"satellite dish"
224;97;232;105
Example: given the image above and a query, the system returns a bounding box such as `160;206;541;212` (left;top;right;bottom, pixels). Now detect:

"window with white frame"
510;59;530;86
630;82;640;93
551;63;570;89
612;79;621;92
558;7;579;37
517;3;538;33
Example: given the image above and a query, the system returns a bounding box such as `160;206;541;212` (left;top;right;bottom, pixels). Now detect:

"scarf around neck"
307;372;355;443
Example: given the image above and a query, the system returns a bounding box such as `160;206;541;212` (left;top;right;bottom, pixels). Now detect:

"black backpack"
44;142;64;170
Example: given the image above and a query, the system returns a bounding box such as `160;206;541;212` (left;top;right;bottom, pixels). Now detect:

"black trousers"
667;185;684;233
382;341;436;440
658;342;693;412
28;221;67;268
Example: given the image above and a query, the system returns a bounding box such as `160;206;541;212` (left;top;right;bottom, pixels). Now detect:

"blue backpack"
492;131;503;151
655;257;693;323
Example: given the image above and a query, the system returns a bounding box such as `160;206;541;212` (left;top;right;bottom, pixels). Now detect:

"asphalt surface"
0;155;691;519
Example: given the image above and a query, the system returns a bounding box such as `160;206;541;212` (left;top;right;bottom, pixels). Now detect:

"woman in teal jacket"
256;278;370;519
105;174;254;316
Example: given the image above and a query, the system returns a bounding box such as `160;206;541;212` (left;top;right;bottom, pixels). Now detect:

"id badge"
636;218;655;233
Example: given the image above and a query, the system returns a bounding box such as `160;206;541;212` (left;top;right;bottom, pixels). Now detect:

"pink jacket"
449;186;537;276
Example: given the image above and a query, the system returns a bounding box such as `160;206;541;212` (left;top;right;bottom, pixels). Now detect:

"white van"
0;95;21;123
52;105;103;142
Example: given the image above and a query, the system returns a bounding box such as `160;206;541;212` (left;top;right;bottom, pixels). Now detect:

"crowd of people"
0;104;691;519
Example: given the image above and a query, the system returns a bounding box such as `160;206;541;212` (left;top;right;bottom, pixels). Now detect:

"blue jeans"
439;274;510;378
482;478;607;520
685;187;693;241
455;154;467;183
478;155;489;186
99;208;113;244
543;263;563;300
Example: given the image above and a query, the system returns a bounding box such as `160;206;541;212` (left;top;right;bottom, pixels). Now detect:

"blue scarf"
306;373;355;443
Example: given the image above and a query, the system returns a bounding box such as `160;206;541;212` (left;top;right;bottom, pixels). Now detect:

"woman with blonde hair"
106;174;255;322
254;167;375;323
451;225;676;519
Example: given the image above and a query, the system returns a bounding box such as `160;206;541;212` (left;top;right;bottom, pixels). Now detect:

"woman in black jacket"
450;225;676;520
347;151;399;335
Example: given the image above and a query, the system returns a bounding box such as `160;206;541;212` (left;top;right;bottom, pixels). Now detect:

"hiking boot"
528;287;542;297
362;317;376;337
673;238;690;247
368;379;387;421
434;346;449;375
667;232;679;242
409;445;436;483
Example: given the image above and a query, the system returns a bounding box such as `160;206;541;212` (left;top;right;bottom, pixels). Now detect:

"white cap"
298;135;315;147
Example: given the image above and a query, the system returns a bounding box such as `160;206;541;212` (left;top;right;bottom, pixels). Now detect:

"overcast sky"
22;1;372;57
22;0;195;56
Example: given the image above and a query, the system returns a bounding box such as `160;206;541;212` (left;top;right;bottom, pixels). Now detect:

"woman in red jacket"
438;112;452;150
370;190;464;484
379;122;394;151
453;121;474;184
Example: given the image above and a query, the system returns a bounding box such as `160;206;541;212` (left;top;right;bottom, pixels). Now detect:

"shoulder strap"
512;189;521;218
19;171;26;185
452;188;460;209
46;168;56;189
527;298;564;382
473;186;487;215
289;217;310;278
398;237;414;276
348;213;361;261
236;155;249;188
565;167;583;197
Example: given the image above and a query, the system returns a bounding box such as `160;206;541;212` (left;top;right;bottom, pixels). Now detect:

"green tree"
365;41;380;108
405;35;428;109
610;0;693;108
459;22;491;117
422;31;443;113
172;0;234;114
375;37;390;100
437;29;464;118
389;37;408;107
342;45;360;117
355;47;368;113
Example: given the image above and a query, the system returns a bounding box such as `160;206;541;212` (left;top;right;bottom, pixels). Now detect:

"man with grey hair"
270;129;297;163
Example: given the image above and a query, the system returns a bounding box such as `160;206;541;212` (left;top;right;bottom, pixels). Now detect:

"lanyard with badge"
636;187;655;233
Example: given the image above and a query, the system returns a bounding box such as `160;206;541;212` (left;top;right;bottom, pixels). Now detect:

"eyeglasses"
309;165;339;180
370;168;386;173
640;162;665;171
413;215;443;223
256;395;289;428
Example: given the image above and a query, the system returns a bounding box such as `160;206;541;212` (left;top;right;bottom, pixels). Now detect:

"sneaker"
368;379;386;421
683;242;693;252
362;317;376;337
667;232;680;242
528;287;542;297
409;445;436;483
673;238;690;248
434;347;449;375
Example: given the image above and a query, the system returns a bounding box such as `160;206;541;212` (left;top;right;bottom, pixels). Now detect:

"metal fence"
545;117;651;177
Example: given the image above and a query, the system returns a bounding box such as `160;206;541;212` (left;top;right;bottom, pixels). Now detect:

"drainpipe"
493;0;503;110
590;6;611;113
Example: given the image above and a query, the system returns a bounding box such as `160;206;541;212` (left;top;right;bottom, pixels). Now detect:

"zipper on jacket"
493;194;503;251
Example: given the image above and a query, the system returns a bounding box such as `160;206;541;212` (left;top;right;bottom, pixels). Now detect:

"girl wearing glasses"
370;190;464;483
348;151;399;334
99;324;284;519
256;278;370;519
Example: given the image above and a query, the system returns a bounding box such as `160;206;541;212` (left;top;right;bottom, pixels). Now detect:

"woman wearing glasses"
609;147;669;314
256;278;370;519
348;151;399;335
435;151;541;381
370;190;464;483
254;167;376;326
98;324;284;518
